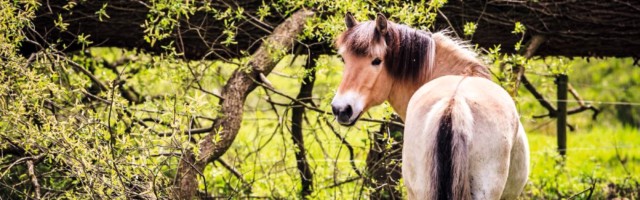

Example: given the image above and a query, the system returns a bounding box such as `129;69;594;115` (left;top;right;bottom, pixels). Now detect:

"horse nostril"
332;104;355;123
343;105;353;118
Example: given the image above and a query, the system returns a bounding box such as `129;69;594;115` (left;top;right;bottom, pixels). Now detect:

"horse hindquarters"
403;97;449;199
464;101;514;200
403;95;475;200
501;123;530;199
462;79;520;200
441;94;514;200
404;76;519;200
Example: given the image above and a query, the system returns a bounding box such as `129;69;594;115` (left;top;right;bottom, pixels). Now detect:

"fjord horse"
331;13;530;199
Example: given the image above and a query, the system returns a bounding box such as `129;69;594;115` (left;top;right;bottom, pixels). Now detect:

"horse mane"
431;31;491;79
336;21;388;58
336;21;490;81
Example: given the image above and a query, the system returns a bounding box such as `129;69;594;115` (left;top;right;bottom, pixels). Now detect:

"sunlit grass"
526;126;640;199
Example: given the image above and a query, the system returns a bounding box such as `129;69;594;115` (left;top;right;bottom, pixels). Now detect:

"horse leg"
467;127;512;199
501;123;530;199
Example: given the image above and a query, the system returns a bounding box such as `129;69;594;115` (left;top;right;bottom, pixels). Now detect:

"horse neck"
429;34;488;81
387;36;488;120
387;79;423;120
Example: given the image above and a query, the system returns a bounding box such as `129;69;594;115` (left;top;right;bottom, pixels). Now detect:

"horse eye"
372;58;382;66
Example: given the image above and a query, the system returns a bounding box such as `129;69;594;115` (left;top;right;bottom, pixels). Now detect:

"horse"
330;13;530;200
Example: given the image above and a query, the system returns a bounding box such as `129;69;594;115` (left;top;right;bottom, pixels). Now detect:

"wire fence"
529;145;639;155
518;97;640;107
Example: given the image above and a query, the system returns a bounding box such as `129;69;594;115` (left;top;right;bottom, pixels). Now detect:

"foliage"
1;0;639;199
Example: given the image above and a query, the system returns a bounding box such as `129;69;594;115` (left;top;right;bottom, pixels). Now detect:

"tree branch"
26;160;41;200
522;75;556;113
171;10;315;200
365;114;403;199
290;53;318;198
511;35;546;97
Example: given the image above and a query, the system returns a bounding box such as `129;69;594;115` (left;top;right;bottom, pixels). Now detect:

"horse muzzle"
331;104;361;126
331;91;366;126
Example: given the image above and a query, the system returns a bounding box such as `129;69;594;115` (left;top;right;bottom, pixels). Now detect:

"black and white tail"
430;97;473;200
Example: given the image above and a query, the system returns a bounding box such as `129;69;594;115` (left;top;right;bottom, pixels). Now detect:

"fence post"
556;74;568;156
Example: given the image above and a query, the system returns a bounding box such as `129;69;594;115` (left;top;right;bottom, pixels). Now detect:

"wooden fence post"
556;74;568;156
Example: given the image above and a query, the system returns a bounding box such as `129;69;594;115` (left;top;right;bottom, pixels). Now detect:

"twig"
215;159;251;189
522;75;556;113
321;176;362;189
528;80;600;122
437;9;460;38
567;187;593;199
60;55;108;91
105;60;130;200
0;155;44;179
512;35;546;97
567;177;597;200
26;160;41;200
324;119;363;177
157;126;214;137
523;35;546;59
567;83;600;119
254;80;405;127
190;85;224;100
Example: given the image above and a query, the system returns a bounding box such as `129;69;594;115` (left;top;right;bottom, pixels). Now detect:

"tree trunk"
23;0;280;60
290;53;319;198
171;9;315;199
437;0;640;58
23;1;640;59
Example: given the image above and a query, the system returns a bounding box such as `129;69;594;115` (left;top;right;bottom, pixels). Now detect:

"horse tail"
430;96;472;200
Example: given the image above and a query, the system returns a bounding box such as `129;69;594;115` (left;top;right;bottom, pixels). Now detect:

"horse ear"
375;13;388;35
345;12;358;29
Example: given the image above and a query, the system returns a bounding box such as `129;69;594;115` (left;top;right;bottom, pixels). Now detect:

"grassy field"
516;58;640;198
525;126;640;199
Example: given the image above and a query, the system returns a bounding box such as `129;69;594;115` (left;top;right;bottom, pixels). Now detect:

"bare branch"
26;160;41;200
172;10;316;200
61;55;108;91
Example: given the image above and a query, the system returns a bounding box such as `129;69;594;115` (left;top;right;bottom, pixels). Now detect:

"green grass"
525;126;640;199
